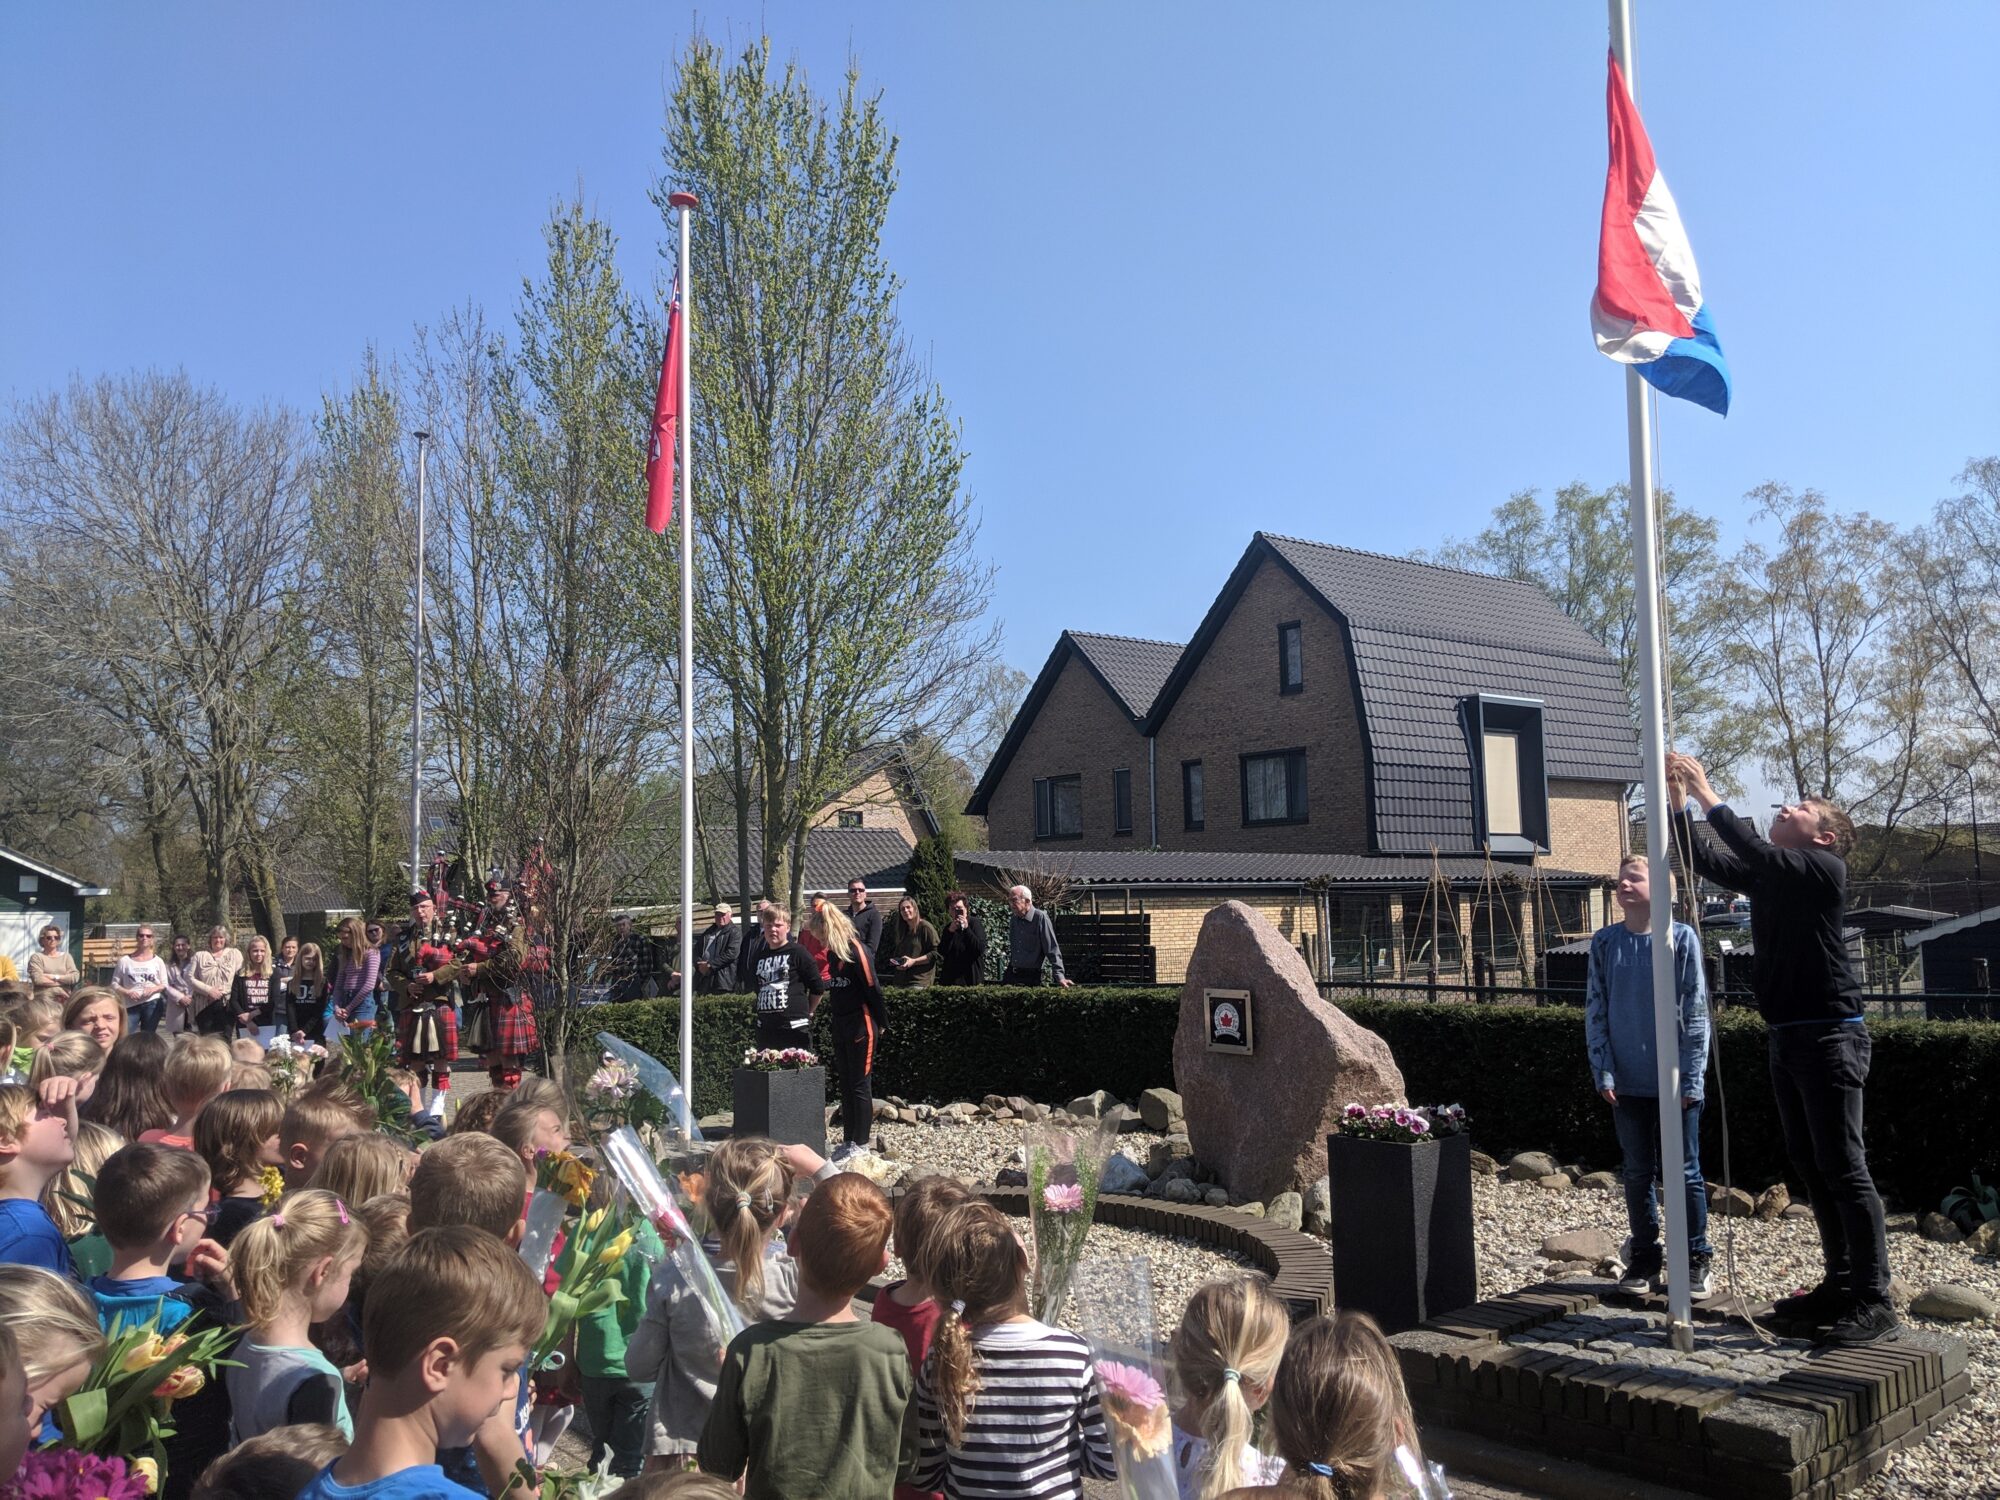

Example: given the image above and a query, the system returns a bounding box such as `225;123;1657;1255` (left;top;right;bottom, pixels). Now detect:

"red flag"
645;295;683;533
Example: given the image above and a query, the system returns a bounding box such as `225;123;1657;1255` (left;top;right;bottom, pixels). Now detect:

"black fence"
1315;977;2000;1022
1051;912;1157;986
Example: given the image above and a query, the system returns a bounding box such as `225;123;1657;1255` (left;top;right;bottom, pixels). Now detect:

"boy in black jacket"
1667;752;1893;1345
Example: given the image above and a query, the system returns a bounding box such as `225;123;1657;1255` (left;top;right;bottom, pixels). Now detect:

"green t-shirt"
562;1221;662;1380
697;1319;913;1500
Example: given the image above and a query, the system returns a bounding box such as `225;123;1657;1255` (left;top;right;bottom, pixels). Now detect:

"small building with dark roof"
0;845;108;975
1903;906;2000;1002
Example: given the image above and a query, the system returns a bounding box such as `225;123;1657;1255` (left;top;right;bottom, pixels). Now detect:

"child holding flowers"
910;1198;1117;1499
225;1190;369;1442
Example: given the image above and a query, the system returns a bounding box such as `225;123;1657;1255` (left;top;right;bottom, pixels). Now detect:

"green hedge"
589;989;2000;1210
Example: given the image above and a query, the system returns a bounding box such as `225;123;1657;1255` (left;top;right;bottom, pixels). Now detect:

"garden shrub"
588;988;2000;1208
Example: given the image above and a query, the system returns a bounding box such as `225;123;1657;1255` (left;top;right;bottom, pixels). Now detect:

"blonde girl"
2;993;63;1075
1170;1276;1291;1498
1233;1311;1424;1500
62;986;125;1051
224;1188;368;1441
627;1136;809;1469
228;936;278;1043
328;917;381;1038
0;1264;108;1432
43;1118;122;1241
27;1031;105;1111
910;1199;1117;1495
194;1088;285;1247
308;1131;413;1206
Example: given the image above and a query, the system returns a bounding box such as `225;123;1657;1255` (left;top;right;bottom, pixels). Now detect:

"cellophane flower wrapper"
593;1032;706;1146
1072;1256;1179;1500
1396;1443;1454;1499
1026;1116;1116;1321
519;1189;570;1281
602;1126;746;1350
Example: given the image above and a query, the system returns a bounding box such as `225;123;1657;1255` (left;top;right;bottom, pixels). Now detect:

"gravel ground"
1472;1173;1998;1498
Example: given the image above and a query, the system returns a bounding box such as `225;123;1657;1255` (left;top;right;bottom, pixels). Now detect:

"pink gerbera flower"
1042;1182;1084;1213
1094;1358;1166;1410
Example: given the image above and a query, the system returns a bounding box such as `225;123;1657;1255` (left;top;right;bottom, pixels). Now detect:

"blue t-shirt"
297;1463;485;1500
0;1199;73;1277
88;1274;197;1334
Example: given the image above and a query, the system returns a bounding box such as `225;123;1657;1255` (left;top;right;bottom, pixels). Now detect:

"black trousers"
1768;1021;1889;1303
829;1008;878;1149
579;1375;648;1478
1002;965;1044;985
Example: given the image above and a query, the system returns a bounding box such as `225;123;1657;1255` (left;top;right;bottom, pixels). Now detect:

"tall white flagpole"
670;190;699;1136
410;430;430;892
1608;0;1695;1353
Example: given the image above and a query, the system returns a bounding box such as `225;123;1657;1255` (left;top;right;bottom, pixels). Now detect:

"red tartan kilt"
399;1000;459;1064
487;990;538;1056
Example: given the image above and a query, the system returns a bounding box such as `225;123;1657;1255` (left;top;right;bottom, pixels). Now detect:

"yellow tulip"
582;1206;608;1235
153;1364;205;1401
133;1456;161;1494
593;1229;634;1268
119;1334;169;1374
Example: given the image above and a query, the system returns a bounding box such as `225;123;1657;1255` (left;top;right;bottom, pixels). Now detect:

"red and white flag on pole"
644;293;683;533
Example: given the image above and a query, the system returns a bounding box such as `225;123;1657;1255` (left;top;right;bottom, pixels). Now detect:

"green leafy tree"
664;38;999;912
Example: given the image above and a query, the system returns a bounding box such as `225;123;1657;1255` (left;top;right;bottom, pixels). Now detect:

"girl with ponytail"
909;1199;1117;1498
223;1188;369;1442
1232;1310;1422;1500
628;1136;831;1471
1169;1274;1290;1498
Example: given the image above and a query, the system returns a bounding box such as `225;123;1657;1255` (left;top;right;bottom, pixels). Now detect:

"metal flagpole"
670;191;700;1136
410;430;431;893
1608;0;1695;1354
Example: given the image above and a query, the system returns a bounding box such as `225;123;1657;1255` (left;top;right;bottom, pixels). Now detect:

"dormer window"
1468;694;1549;853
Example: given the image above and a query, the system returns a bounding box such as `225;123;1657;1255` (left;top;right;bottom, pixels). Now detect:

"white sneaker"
1689;1255;1714;1300
830;1142;862;1164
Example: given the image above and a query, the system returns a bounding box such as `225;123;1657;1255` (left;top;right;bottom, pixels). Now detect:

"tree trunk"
244;849;287;945
733;687;751;909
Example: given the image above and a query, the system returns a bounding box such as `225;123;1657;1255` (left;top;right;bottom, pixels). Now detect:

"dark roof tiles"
1064;632;1184;722
959;848;1601;888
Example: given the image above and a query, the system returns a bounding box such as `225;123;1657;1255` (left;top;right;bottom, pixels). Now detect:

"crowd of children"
0;977;1434;1500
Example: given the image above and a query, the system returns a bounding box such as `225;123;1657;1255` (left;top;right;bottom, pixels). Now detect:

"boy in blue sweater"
1586;854;1713;1299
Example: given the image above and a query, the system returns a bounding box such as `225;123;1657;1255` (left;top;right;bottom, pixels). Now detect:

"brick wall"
982;651;1154;849
812;766;926;842
1098;888;1321;985
1548;778;1627;880
1152;558;1371;853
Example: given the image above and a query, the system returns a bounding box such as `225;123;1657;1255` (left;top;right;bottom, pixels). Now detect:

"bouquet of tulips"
530;1198;644;1373
54;1308;237;1481
1026;1117;1116;1321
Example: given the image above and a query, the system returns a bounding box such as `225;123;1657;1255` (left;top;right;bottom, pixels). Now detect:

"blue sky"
4;2;1995;699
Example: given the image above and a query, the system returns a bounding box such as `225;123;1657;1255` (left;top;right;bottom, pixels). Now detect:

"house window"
1278;621;1304;694
1482;731;1522;836
1034;775;1083;839
1182;760;1205;831
1112;768;1133;836
836;810;864;829
1241;748;1309;825
1467;694;1549;853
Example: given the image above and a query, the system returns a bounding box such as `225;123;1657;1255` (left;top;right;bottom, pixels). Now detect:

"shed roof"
957;848;1601;890
1903;905;2000;950
0;845;109;897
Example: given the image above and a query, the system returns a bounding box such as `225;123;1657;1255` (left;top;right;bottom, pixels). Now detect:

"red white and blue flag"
1591;51;1731;416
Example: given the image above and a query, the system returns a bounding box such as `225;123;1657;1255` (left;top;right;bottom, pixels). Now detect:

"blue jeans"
1611;1095;1711;1262
127;998;164;1034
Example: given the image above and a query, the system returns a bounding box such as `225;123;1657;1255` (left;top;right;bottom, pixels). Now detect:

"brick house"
963;534;1641;982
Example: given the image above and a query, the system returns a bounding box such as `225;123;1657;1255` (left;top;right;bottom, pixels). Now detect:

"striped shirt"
910;1319;1117;1499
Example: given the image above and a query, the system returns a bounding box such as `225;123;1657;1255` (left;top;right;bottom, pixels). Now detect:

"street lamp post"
1946;758;1984;911
410;431;431;894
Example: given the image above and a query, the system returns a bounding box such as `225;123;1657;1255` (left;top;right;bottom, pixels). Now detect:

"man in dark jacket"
694;903;744;994
604;914;656;1003
1668;751;1890;1346
845;880;883;956
936;889;988;985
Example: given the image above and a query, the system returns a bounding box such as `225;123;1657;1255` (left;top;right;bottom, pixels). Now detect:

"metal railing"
1316;978;2000;1021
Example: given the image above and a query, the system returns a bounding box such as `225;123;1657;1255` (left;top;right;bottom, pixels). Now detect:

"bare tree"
664;39;999;910
0;373;307;930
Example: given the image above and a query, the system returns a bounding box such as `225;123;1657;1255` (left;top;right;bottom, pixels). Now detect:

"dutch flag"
1591;51;1732;416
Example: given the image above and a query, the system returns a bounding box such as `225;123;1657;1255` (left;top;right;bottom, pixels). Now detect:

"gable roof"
0;845;110;896
1141;533;1641;854
965;631;1182;816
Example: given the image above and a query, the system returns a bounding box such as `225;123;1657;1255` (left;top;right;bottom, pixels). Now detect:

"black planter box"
732;1066;827;1157
1327;1131;1476;1335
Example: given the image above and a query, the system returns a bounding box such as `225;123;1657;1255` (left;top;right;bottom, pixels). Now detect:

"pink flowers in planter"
1335;1102;1470;1144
